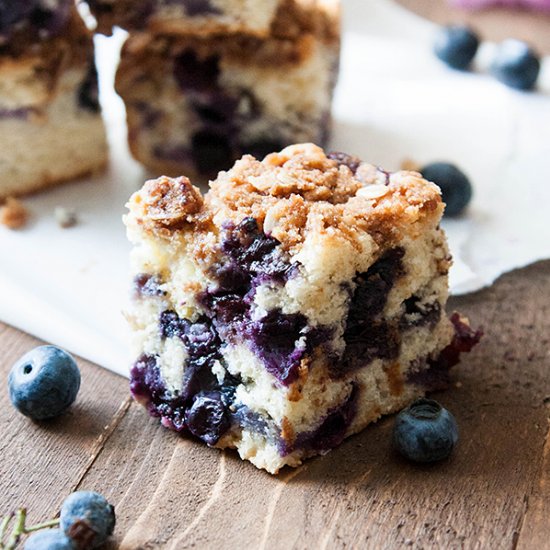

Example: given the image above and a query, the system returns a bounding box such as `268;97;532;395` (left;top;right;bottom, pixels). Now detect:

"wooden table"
1;2;549;549
2;262;549;549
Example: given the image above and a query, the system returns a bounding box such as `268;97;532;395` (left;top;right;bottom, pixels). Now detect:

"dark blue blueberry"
24;529;75;550
0;1;34;37
434;25;480;70
8;345;81;420
193;94;237;125
240;138;285;160
327;151;362;174
133;273;166;297
60;491;115;549
185;391;230;445
77;62;100;113
191;130;233;176
339;248;405;373
400;296;441;330
491;39;541;91
393;399;458;463
173;50;220;92
421;162;472;217
183;0;222;16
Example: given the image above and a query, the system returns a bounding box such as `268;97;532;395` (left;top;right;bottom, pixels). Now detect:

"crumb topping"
1;197;29;229
127;144;443;254
130;176;204;233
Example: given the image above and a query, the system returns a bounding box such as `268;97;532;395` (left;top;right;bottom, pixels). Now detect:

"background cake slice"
0;11;108;198
83;0;316;37
124;143;480;474
115;3;340;180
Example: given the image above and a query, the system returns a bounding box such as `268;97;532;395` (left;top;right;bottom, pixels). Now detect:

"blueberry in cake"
124;143;481;474
0;0;73;46
0;10;108;198
115;1;340;180
83;0;283;36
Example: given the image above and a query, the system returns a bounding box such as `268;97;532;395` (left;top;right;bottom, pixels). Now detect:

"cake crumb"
55;206;78;228
0;198;29;229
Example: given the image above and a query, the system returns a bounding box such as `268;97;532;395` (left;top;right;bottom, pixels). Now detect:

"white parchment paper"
1;0;549;376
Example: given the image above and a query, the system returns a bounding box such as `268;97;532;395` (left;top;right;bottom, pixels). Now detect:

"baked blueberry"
491;39;541;91
8;345;81;420
434;25;480;70
60;491;116;549
393;398;458;463
185;392;230;445
421;162;472;217
24;529;75;550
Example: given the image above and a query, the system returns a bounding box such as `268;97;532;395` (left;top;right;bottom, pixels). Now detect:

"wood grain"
395;0;550;54
0;325;129;526
66;261;550;549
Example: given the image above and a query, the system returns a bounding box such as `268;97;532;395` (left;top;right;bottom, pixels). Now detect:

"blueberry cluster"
0;491;115;549
434;24;541;91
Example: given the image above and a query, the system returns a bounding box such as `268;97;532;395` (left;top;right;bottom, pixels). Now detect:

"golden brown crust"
131;176;204;233
128;143;444;257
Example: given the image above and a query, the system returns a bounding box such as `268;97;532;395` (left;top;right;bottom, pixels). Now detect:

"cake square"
115;2;340;180
83;0;284;36
124;143;480;474
0;11;108;198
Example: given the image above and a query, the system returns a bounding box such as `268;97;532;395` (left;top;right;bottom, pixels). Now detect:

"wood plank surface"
2;261;548;549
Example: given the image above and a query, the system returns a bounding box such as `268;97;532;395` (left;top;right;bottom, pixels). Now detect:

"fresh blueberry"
393;398;458;463
24;529;75;550
185;392;230;445
420;162;472;217
60;491;116;549
434;25;480;70
491;39;541;91
8;345;81;420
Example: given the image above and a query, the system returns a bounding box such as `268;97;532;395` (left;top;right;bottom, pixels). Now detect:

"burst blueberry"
60;491;116;549
434;25;480;70
185;392;230;445
421;162;472;217
393;398;458;463
491;39;541;91
8;345;81;420
24;529;75;550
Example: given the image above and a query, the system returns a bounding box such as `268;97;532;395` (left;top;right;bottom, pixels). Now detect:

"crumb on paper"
400;158;421;172
54;206;78;228
0;197;29;229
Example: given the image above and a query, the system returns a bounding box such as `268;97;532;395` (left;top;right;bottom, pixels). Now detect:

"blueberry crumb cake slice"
124;143;481;474
115;0;340;180
0;10;107;198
